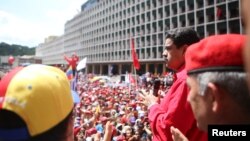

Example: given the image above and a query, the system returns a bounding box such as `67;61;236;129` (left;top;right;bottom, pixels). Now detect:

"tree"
0;42;35;56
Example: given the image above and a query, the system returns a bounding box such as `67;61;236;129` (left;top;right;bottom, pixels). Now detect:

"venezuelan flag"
66;66;73;80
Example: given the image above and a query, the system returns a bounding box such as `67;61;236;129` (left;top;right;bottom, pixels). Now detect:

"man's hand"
170;126;189;141
103;121;113;141
138;89;159;107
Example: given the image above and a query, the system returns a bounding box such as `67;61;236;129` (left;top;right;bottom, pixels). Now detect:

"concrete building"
36;0;243;75
36;36;64;65
18;55;42;65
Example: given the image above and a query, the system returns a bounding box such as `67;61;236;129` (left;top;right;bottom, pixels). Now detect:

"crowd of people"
72;73;157;141
1;2;250;140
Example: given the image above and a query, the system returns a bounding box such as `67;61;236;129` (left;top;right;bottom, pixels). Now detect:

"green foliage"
0;42;35;56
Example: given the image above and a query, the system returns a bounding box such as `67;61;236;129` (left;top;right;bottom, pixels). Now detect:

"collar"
174;65;186;81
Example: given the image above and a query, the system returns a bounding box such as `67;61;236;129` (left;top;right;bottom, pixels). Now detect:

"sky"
0;0;87;47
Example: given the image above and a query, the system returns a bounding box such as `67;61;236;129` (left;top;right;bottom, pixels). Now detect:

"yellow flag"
95;105;100;114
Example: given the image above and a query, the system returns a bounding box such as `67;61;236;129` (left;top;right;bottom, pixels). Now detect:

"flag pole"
127;71;131;95
134;65;138;90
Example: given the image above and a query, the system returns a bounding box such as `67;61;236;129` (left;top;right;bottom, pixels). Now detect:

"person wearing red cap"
171;34;250;141
64;52;79;77
139;28;207;141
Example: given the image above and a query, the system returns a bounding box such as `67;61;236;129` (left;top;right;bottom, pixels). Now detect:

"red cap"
74;127;81;136
186;34;246;74
116;135;125;141
129;102;137;107
100;116;108;122
120;116;127;124
83;110;92;115
86;128;97;136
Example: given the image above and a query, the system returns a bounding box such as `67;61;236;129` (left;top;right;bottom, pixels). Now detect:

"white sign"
76;57;87;71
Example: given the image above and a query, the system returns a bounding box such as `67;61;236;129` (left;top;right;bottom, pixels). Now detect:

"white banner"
76;57;87;71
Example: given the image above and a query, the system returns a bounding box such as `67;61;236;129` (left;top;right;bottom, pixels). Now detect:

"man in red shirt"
64;52;79;77
140;28;207;141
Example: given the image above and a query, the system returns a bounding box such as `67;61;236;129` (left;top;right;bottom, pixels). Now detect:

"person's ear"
207;82;221;113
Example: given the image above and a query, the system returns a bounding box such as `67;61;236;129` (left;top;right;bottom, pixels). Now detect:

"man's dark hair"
165;28;200;48
0;110;73;141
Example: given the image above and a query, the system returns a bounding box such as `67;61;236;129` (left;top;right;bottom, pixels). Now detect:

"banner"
131;38;140;70
76;57;87;71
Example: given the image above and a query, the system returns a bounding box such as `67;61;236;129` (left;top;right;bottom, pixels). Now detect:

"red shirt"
64;55;79;69
148;66;207;141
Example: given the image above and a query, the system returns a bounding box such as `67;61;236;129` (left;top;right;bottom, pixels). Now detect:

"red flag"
131;38;140;70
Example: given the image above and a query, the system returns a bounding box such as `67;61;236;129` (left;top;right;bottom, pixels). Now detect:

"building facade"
36;36;65;65
36;0;243;75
